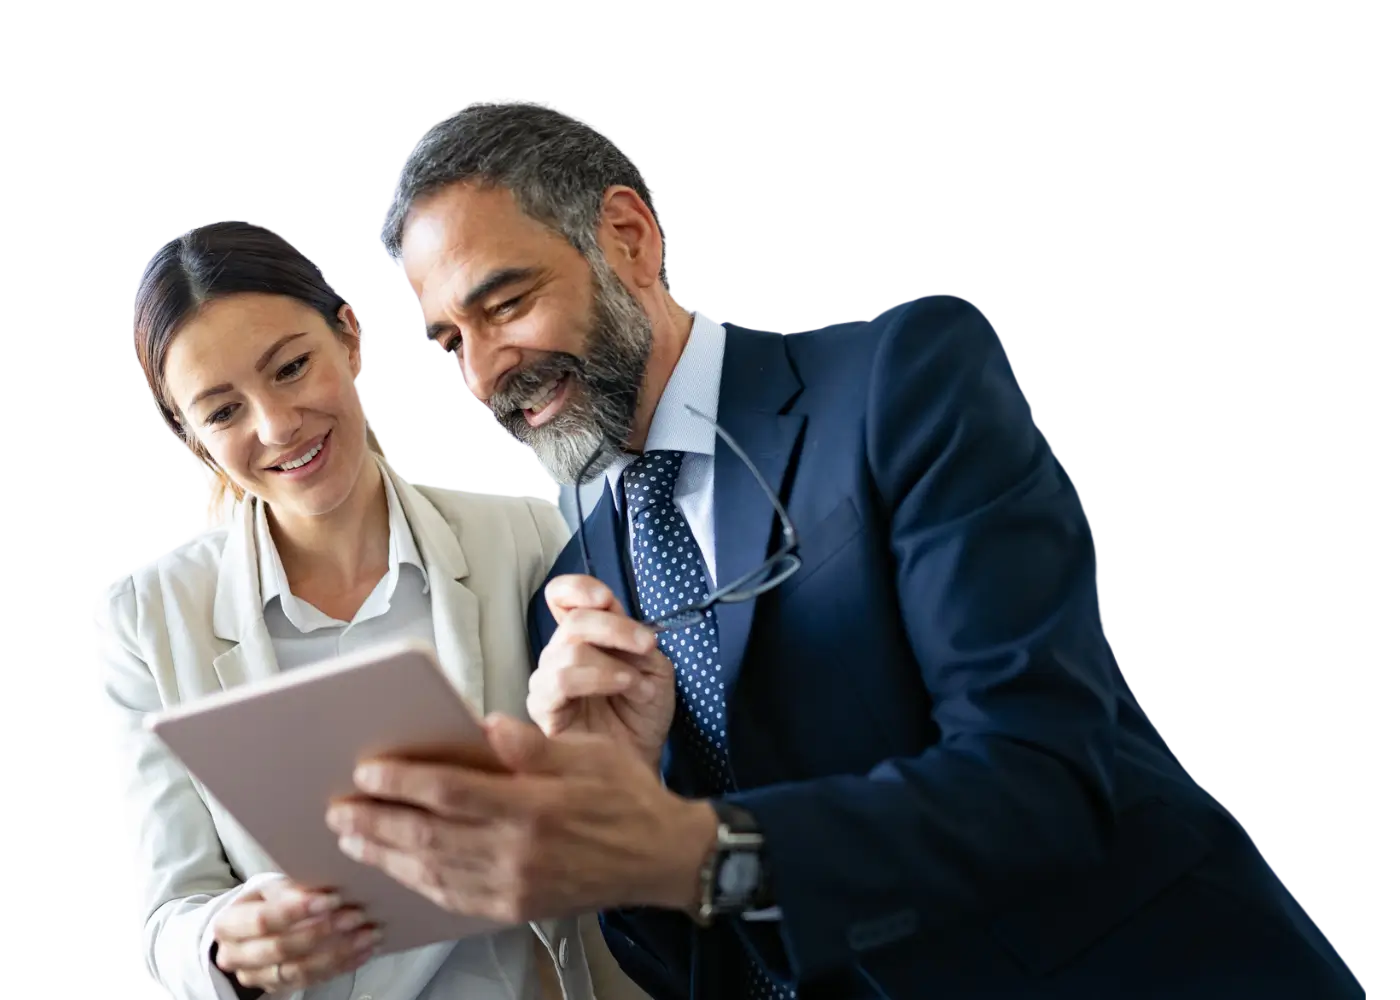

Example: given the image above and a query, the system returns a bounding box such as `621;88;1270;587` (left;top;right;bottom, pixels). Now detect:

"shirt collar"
255;461;428;630
604;311;726;501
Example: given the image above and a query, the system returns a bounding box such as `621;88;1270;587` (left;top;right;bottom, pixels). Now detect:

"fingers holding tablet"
213;879;381;991
148;641;509;955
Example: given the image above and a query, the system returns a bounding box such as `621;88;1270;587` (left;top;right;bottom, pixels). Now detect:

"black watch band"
696;801;769;925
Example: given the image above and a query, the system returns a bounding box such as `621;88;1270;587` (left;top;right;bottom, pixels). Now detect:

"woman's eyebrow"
185;331;310;410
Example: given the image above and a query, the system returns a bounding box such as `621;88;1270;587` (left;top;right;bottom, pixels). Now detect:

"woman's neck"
265;457;390;597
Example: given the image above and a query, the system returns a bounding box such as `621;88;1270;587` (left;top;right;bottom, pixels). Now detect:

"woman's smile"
265;430;332;481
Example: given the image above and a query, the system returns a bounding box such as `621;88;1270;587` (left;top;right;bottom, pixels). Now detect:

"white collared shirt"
604;311;726;583
254;462;435;667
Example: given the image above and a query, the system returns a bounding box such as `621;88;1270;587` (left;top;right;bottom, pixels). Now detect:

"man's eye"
491;296;523;319
444;334;463;354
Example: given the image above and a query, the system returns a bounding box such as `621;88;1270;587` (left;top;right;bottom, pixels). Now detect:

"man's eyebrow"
426;266;541;340
184;330;308;408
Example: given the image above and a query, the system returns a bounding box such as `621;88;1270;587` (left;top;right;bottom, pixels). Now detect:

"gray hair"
381;102;667;286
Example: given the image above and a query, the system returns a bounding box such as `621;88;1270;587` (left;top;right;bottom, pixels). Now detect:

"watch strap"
695;801;767;925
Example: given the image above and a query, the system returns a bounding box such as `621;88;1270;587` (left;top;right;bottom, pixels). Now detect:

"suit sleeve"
96;579;285;1000
727;297;1121;982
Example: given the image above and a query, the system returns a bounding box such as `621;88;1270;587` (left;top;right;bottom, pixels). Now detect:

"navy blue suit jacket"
527;298;1361;999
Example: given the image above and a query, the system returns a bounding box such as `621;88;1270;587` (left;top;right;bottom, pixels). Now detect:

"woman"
98;222;646;1000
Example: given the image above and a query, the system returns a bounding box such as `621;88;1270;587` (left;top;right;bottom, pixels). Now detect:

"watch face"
717;851;762;898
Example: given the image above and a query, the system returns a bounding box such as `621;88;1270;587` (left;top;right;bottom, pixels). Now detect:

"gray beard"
489;254;652;485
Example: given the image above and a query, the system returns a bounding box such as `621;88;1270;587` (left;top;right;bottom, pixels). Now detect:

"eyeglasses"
574;404;802;632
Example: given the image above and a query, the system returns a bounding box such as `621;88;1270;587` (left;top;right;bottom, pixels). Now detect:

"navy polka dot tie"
623;451;797;1000
623;450;729;794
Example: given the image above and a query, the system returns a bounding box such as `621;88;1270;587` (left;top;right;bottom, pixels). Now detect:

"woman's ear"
337;304;363;378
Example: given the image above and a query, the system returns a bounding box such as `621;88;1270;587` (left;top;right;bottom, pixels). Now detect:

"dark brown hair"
134;221;382;511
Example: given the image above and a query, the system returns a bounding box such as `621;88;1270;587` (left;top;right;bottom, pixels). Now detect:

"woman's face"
163;293;370;518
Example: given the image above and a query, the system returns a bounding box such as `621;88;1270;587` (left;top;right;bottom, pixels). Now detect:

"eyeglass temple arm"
575;410;798;596
684;405;798;544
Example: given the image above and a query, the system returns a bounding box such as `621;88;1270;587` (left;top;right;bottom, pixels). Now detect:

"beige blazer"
97;464;649;1000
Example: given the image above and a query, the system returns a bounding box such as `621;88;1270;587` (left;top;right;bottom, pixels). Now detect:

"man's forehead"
416;255;482;321
402;187;554;300
404;184;537;257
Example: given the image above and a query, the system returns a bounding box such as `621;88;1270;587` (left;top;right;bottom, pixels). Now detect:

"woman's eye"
277;354;310;380
206;404;237;426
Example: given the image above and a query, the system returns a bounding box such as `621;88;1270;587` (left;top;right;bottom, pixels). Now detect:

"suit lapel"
713;325;805;685
426;568;486;712
204;505;297;877
582;486;641;620
392;467;560;952
388;467;489;713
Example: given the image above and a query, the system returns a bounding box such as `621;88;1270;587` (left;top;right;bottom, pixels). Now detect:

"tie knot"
622;450;685;509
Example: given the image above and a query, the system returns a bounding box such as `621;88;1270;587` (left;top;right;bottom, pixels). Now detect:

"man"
326;103;1362;998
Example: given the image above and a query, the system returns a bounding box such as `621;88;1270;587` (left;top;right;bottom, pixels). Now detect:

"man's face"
400;183;652;483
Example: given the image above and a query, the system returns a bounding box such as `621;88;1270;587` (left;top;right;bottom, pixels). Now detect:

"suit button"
558;937;571;969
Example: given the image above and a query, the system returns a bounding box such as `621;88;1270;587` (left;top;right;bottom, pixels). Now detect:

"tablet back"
147;638;504;955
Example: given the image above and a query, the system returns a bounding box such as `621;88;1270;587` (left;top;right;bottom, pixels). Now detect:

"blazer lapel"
398;468;611;861
388;467;488;713
211;498;282;690
713;325;806;685
427;569;487;712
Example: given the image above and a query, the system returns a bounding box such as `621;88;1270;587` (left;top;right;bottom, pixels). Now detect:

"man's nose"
459;332;517;403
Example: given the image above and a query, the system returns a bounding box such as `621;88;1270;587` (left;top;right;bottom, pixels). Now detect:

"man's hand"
530;575;675;769
326;714;717;925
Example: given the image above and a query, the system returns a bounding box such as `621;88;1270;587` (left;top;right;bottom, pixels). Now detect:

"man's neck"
267;456;390;594
627;297;695;453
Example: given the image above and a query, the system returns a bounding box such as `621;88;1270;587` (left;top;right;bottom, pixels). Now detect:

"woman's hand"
212;878;380;994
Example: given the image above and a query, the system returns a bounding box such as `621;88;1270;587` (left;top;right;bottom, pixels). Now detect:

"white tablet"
146;638;505;955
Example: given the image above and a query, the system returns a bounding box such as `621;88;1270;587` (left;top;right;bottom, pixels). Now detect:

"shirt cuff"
741;906;783;921
198;873;289;1000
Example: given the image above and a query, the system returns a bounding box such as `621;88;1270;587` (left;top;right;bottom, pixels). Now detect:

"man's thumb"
483;713;553;772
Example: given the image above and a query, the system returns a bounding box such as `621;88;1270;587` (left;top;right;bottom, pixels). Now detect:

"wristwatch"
695;800;769;925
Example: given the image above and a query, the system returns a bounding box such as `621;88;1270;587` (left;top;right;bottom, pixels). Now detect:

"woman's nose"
255;399;302;447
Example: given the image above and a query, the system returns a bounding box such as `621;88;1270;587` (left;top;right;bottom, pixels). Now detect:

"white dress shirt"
256;463;436;663
604;312;781;922
204;467;545;1000
605;311;725;583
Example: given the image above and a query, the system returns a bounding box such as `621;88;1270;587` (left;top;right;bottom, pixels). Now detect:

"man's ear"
597;185;664;290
